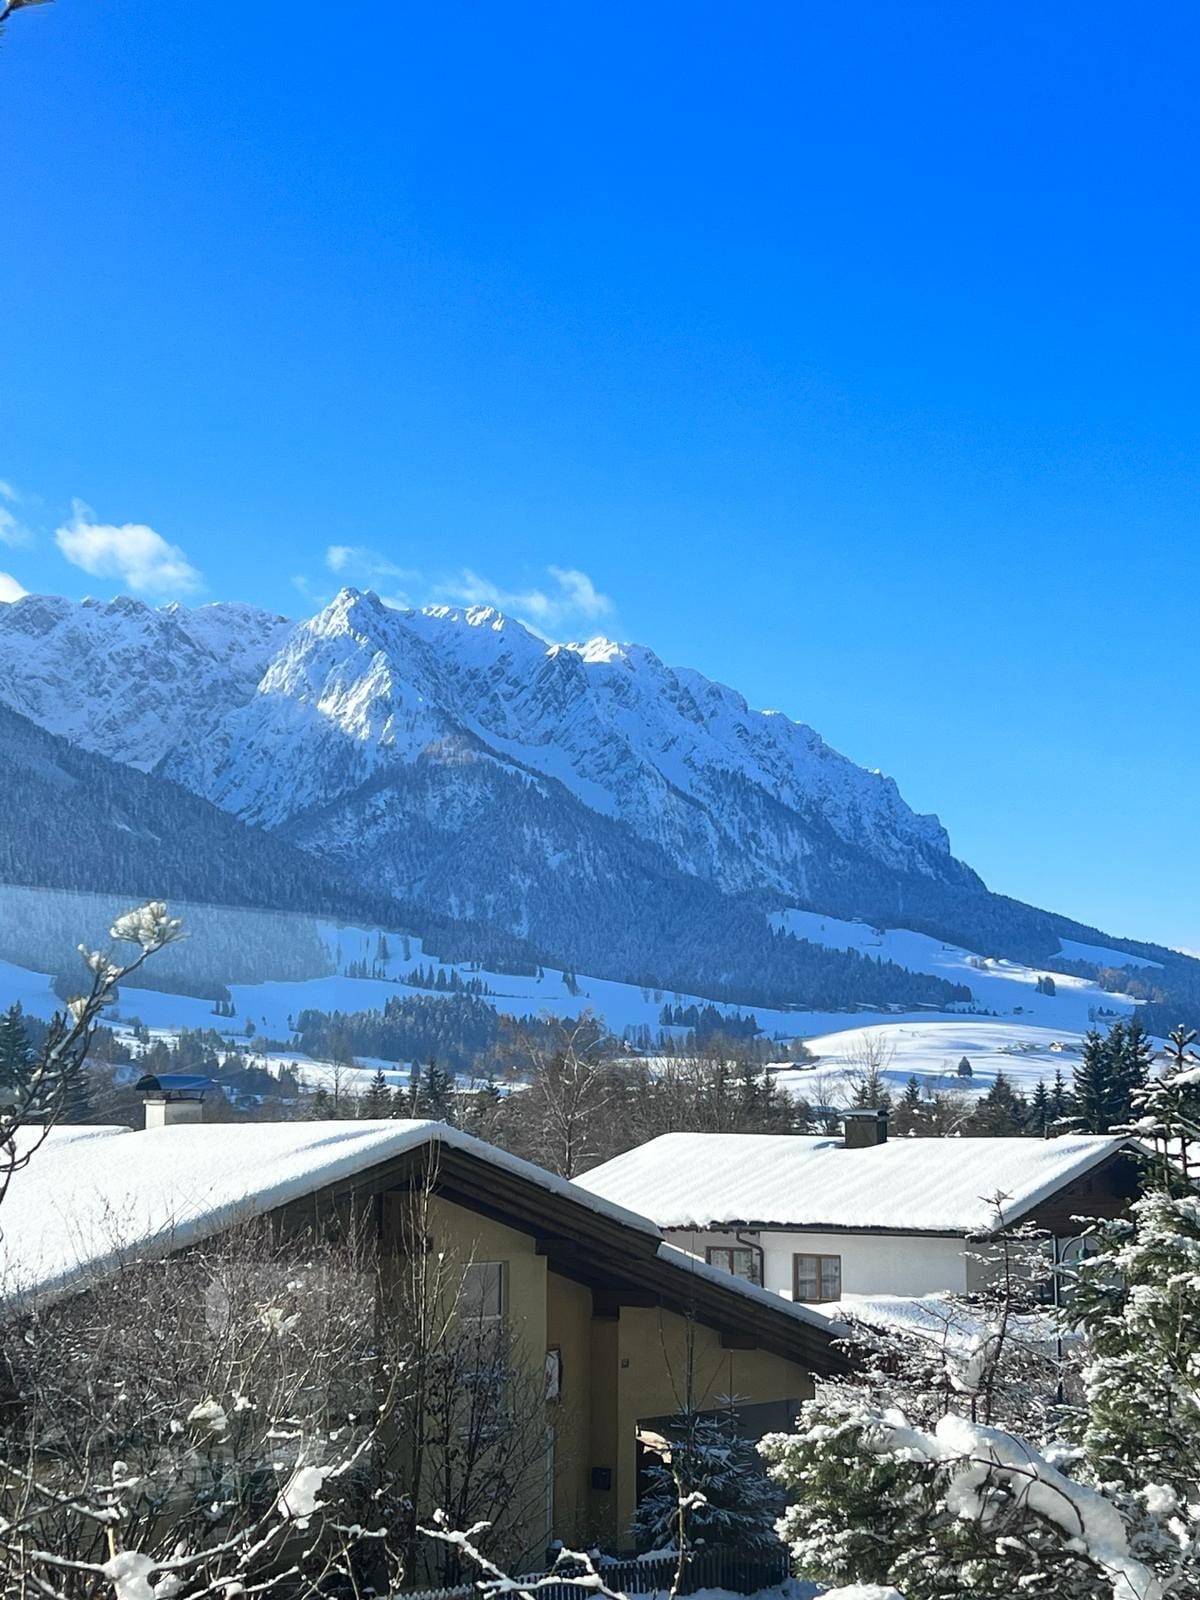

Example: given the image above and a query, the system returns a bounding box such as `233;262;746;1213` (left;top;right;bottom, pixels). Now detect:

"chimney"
143;1094;204;1129
842;1108;888;1148
135;1073;214;1129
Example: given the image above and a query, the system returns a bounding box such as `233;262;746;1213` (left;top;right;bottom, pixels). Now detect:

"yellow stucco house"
0;1118;845;1560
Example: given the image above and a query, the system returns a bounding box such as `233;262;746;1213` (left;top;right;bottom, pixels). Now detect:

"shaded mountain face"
0;697;393;923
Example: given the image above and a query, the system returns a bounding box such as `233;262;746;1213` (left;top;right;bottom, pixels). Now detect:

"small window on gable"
461;1261;507;1322
793;1252;841;1303
705;1246;761;1285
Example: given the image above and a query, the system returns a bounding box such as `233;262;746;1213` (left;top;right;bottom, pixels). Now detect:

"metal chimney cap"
134;1073;216;1099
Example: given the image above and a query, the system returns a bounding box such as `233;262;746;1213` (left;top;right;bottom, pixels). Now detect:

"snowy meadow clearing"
0;887;1149;1104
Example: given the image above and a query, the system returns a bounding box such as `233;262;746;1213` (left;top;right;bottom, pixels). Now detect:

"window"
793;1253;841;1303
544;1346;563;1402
705;1246;761;1285
461;1260;507;1322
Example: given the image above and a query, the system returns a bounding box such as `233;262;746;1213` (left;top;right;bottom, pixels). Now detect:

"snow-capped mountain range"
0;587;1186;1013
0;587;964;888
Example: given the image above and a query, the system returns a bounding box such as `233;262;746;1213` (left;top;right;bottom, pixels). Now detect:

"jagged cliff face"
0;587;980;941
0;592;290;770
154;587;970;897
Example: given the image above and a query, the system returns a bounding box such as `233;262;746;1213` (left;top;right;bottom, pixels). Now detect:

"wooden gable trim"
270;1136;846;1376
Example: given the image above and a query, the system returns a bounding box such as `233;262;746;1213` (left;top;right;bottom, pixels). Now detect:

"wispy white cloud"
0;571;27;603
326;545;414;581
314;544;615;638
55;501;202;596
434;565;614;634
0;479;31;547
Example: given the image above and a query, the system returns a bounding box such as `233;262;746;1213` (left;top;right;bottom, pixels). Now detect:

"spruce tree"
966;1070;1027;1136
852;1067;892;1115
57;1058;97;1124
361;1068;391;1118
632;1407;783;1555
1074;1028;1118;1132
1134;1023;1200;1185
1070;1182;1200;1503
0;1002;33;1099
1111;1016;1152;1125
1048;1067;1073;1123
1074;1021;1149;1133
1029;1078;1051;1136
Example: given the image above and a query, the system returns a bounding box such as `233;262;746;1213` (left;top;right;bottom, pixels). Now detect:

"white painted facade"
665;1225;1000;1302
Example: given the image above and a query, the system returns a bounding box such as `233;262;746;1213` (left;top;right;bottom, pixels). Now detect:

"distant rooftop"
573;1131;1134;1234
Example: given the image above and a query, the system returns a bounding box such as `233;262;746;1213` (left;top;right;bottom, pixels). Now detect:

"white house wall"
666;1227;972;1299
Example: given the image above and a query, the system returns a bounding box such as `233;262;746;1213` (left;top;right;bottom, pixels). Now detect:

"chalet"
574;1116;1142;1306
0;1114;845;1559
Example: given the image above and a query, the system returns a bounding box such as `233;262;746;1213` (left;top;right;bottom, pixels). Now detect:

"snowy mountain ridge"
0;591;290;770
1;584;1197;1025
165;586;965;897
0;586;967;907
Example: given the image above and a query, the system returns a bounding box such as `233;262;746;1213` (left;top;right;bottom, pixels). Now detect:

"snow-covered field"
769;909;1138;1034
0;904;1146;1104
773;1018;1101;1102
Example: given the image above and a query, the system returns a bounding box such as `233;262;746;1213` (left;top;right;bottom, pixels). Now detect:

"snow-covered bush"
1065;1183;1200;1568
0;1213;405;1600
762;1398;1136;1599
761;1159;1200;1600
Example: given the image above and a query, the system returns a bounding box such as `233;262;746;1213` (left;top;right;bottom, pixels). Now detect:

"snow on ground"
769;910;1137;1034
826;1294;1060;1352
0;957;63;1018
0;907;1148;1106
772;1018;1105;1102
1056;936;1162;970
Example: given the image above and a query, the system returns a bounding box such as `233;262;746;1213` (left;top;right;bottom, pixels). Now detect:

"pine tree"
1134;1023;1200;1186
1074;1028;1118;1132
632;1407;782;1555
57;1058;96;1124
1074;1021;1149;1133
966;1070;1027;1137
413;1056;456;1123
1111;1016;1152;1125
1029;1078;1051;1136
852;1067;892;1115
361;1069;391;1119
309;1085;333;1119
956;1056;973;1078
1070;1182;1200;1511
0;1002;33;1099
1048;1067;1073;1123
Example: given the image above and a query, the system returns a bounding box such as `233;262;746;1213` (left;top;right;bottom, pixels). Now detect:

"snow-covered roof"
573;1132;1133;1234
0;1122;839;1345
0;1119;657;1308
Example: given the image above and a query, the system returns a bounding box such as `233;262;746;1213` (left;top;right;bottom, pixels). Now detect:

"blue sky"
2;3;1197;949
